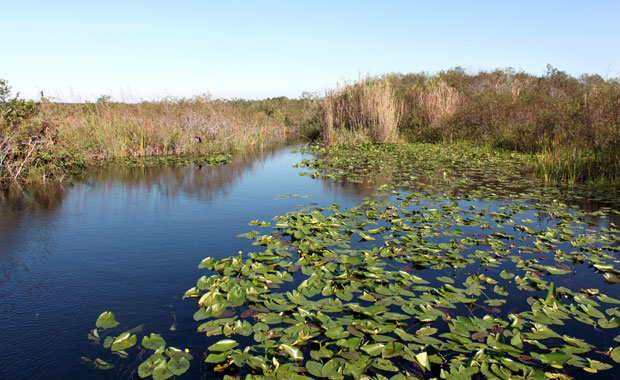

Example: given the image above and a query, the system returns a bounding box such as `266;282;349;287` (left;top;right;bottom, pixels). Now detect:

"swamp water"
1;144;619;380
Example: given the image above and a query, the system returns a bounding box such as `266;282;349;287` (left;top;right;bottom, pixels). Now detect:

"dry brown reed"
319;77;401;145
414;77;461;128
43;96;312;160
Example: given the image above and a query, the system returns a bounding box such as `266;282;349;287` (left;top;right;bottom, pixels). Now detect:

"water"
0;145;373;379
1;144;619;379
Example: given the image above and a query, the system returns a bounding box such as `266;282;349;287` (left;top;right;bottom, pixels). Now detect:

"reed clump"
319;77;401;145
382;67;620;184
46;95;315;160
1;78;316;184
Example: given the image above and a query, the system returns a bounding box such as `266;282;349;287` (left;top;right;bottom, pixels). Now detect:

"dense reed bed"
320;68;620;184
46;96;315;159
2;66;620;185
1;79;315;184
318;78;401;145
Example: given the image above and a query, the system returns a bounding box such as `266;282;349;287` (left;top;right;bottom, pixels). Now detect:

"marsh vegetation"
2;66;620;186
81;142;620;380
1;67;620;379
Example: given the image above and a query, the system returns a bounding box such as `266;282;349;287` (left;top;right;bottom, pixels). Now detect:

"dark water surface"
1;145;619;379
0;145;372;379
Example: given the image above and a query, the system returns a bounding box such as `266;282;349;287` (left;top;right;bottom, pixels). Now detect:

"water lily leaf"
436;276;455;284
584;358;613;373
611;347;620;363
493;285;508;296
93;358;114;370
394;328;416;341
415;352;431;371
361;343;385;356
484;299;506;307
322;359;338;377
598;317;619;329
152;358;172;380
205;352;229;363
325;326;349;340
208;339;238;352
500;270;514;280
306;360;323;377
142;333;166;350
372;358;398;372
111;332;137;352
102;336;114;349
416;326;438;336
280;344;303;361
165;347;192;360
364;305;388;315
198;257;215;269
359;292;377;302
598;294;620;304
167;357;190;376
96;311;119;329
531;350;570;367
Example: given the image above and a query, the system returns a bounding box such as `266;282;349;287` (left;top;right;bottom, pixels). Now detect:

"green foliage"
87;313;192;379
381;68;620;184
0;79;39;127
82;142;620;379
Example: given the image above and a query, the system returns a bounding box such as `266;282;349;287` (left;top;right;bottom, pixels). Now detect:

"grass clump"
47;95;316;160
319;67;620;184
319;77;401;145
388;67;620;184
1;79;317;185
0;80;84;184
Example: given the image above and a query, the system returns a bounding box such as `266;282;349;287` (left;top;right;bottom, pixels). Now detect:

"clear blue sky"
3;0;619;101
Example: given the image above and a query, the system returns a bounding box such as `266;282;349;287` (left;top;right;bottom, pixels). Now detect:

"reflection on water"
0;144;372;380
78;144;287;203
0;143;618;379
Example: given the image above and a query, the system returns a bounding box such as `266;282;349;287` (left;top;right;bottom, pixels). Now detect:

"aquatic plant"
85;142;620;379
387;67;620;183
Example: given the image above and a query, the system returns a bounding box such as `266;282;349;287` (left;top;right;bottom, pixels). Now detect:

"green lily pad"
95;311;119;329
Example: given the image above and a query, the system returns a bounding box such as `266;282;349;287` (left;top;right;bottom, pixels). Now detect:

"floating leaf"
142;333;166;350
167;357;190;376
280;344;303;361
208;339;238;352
111;332;136;352
96;311;119;329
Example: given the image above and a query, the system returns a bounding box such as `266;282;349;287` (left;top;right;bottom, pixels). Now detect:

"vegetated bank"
318;66;620;185
0;79;317;185
3;65;620;186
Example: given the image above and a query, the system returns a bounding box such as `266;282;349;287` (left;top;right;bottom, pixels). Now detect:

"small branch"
14;140;37;181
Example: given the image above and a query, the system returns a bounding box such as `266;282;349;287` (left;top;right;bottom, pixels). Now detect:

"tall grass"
319;77;401;145
46;96;315;160
3;66;620;186
387;67;620;153
1;78;316;184
383;68;620;184
534;146;620;185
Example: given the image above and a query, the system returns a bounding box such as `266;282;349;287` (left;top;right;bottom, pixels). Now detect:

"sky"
2;0;619;101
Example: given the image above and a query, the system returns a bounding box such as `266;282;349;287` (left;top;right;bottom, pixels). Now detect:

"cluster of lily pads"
86;142;620;379
85;311;193;379
293;143;620;204
179;189;620;379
